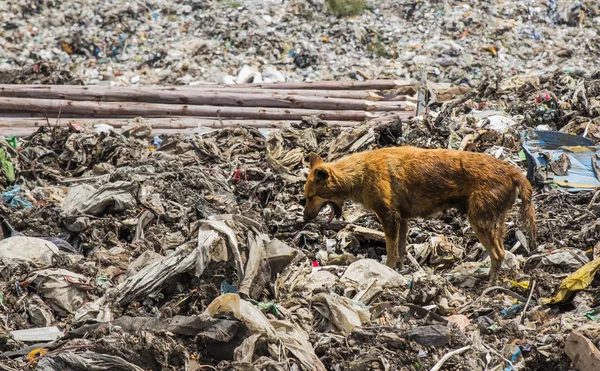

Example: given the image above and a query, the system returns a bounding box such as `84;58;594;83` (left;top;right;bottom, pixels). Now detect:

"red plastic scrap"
536;93;551;103
231;168;247;182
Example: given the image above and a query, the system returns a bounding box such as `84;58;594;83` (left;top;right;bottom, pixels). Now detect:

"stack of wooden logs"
0;80;420;136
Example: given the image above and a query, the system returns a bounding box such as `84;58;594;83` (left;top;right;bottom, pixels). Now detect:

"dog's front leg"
397;218;409;266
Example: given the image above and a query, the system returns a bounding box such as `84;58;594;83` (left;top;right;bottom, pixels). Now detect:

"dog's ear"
308;152;324;169
314;168;329;182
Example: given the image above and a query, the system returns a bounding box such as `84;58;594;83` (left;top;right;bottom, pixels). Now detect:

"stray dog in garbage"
302;147;536;284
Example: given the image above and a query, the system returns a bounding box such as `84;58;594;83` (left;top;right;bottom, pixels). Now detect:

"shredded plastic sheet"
204;293;326;371
541;258;600;305
522;130;600;191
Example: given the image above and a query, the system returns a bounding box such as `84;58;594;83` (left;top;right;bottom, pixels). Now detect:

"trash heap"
0;70;599;370
1;0;600;87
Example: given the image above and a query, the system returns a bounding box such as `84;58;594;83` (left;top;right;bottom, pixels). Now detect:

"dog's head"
303;152;345;223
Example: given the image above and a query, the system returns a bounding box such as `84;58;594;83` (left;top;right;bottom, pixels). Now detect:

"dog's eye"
299;197;306;206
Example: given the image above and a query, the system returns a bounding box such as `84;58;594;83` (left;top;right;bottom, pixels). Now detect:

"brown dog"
303;146;536;284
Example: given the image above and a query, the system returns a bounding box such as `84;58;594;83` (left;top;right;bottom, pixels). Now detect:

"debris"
26;296;56;327
35;351;145;371
340;258;407;290
1;185;33;209
311;292;370;333
62;182;137;216
429;345;471;371
27;269;90;315
205;293;326;370
522;130;600;191
447;315;470;333
458;286;530;314
519;280;537;324
531;249;590;270
9;326;63;342
125;250;164;277
409;326;449;348
564;331;600;371
0;236;59;267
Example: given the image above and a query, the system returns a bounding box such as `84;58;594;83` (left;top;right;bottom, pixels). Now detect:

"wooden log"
0;111;415;122
347;225;386;242
0;86;411;111
164;87;384;100
0;97;384;121
0;117;364;129
4;85;384;101
194;79;417;93
63;79;415;92
380;94;418;102
41;80;415;92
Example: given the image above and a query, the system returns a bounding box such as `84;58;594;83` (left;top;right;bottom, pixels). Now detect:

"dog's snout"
299;197;306;207
303;208;315;222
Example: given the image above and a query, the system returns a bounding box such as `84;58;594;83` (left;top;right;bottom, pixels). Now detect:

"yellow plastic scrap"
61;41;74;54
27;348;48;361
554;179;596;189
559;145;596;153
503;279;530;290
541;258;600;305
482;46;497;56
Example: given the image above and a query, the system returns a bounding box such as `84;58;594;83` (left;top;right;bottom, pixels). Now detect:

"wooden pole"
0;97;384;121
0;117;365;129
188;79;417;92
2;85;385;101
5;79;417;92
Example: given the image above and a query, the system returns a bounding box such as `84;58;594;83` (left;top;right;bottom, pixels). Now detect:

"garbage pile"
0;70;599;370
1;0;600;86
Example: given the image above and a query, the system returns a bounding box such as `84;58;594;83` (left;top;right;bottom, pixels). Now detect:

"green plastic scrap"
586;308;600;321
258;302;280;316
6;135;18;149
488;324;499;332
249;300;280;317
96;274;110;285
0;148;15;183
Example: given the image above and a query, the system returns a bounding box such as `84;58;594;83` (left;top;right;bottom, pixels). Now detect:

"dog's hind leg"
469;219;505;285
468;195;510;285
379;213;399;269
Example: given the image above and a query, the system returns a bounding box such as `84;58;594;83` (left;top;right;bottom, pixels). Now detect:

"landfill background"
2;1;600;371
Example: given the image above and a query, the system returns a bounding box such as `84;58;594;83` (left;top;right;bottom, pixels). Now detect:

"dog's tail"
516;174;537;250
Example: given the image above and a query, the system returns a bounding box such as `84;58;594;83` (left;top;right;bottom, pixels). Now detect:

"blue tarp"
522;130;600;192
